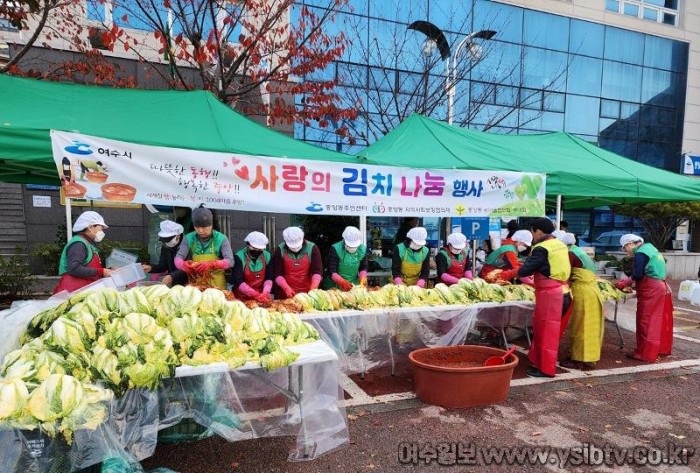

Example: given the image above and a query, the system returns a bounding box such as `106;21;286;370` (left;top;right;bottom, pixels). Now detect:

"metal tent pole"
360;215;367;246
66;198;73;239
555;195;562;229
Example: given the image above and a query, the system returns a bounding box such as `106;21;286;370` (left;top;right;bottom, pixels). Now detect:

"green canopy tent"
0;74;360;239
0;74;354;185
358;114;700;211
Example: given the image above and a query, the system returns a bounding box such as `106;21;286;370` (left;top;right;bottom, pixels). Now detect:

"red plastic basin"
408;345;519;408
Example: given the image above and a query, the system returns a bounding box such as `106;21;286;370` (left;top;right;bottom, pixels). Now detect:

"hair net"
511;230;533;246
406;227;428;246
73;211;108;232
447;232;467;250
244;231;269;249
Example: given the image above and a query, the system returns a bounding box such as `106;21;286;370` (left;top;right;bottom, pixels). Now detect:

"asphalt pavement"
143;279;700;472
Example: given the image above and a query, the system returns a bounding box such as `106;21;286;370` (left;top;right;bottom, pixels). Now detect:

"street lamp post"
447;30;496;124
408;21;496;125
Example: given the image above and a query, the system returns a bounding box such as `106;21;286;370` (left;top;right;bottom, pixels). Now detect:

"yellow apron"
401;250;425;286
397;246;427;344
568;267;605;362
193;244;226;289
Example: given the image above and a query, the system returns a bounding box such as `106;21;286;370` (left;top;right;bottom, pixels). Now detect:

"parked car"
576;236;593;248
593;230;647;254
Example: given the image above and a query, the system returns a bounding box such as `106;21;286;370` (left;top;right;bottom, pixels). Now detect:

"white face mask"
345;245;358;253
409;242;423;251
517;244;528;253
450;247;463;255
288;244;303;253
165;236;180;248
94;230;105;243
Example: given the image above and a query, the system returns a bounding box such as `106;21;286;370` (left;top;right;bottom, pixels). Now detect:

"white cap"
406;227;428;246
73;211;108;232
244;231;269;250
563;232;577;246
283;226;305;248
447;232;467;250
551;230;567;242
620;233;643;247
511;230;533;246
158;220;184;238
342;226;362;248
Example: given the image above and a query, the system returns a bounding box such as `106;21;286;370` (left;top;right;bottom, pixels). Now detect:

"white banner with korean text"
51;131;546;217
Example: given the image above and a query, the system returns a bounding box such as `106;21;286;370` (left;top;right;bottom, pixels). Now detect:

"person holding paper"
230;231;274;303
435;232;472;285
392;227;430;287
616;234;673;362
175;206;234;289
54;211;113;293
327;226;369;291
273;227;323;299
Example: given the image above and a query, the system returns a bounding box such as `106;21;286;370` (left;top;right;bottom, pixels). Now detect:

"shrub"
31;243;63;276
31;224;67;276
0;249;35;302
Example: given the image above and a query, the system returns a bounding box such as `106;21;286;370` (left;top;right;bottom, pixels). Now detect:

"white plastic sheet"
300;302;535;374
0;341;348;471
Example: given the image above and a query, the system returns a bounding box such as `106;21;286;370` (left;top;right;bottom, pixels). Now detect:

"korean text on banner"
51;131;546;217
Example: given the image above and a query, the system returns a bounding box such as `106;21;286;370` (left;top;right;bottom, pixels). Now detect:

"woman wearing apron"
174;207;234;289
616;234;673;362
391;227;431;287
554;232;604;370
328;226;369;291
504;218;572;378
230;231;274;303
54;211;113;293
273;227;323;299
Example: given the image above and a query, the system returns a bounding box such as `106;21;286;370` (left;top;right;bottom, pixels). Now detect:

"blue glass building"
295;0;692;242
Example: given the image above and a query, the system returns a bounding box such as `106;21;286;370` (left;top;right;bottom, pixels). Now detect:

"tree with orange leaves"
1;0;356;143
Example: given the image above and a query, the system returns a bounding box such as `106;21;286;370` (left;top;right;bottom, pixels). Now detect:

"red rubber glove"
238;282;260;298
440;273;460;285
519;276;535;287
310;274;322;290
616;277;633;290
256;293;272;304
262;280;273;295
183;260;201;272
464;270;473;280
211;259;229;270
394;277;404;285
416;279;426;288
284;286;296;298
500;269;518;281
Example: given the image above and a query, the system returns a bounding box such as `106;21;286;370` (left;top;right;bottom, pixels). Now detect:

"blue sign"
27;184;60;191
459;217;490;239
683;155;700;176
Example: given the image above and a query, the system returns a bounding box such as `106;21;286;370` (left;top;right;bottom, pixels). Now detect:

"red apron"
234;254;267;301
634;276;674;361
53;244;102;294
445;249;467;281
277;249;312;298
528;273;572;376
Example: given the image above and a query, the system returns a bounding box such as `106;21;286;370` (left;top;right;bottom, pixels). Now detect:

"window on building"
605;0;678;26
0;19;18;31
